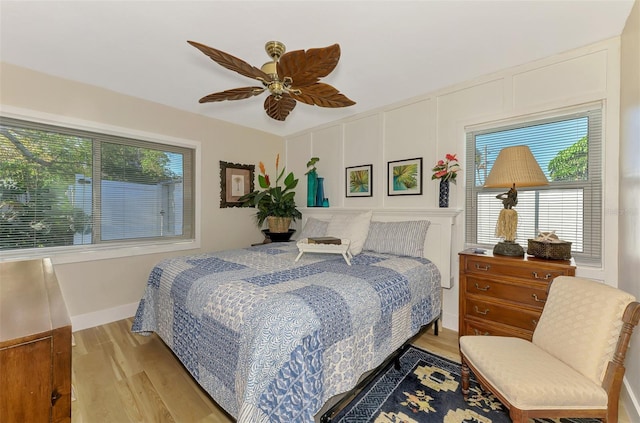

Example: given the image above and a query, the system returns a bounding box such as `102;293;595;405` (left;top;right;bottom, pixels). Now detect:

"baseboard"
441;310;458;332
71;301;139;332
622;378;640;422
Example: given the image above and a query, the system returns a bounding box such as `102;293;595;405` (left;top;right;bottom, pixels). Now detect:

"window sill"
0;239;200;265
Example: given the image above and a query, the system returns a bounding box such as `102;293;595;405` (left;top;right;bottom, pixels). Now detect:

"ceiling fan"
187;40;356;121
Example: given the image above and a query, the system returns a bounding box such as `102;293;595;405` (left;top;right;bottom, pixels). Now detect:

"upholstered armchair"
459;276;640;422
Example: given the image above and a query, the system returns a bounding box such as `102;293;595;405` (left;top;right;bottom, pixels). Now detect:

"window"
0;117;195;253
465;108;602;265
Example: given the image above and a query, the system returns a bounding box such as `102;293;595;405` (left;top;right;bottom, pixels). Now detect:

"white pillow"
299;217;329;239
363;220;430;258
325;210;373;255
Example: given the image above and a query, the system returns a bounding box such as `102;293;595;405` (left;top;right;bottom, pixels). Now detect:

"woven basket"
267;216;292;233
527;239;572;260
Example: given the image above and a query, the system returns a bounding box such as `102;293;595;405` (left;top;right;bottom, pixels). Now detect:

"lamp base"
493;240;524;257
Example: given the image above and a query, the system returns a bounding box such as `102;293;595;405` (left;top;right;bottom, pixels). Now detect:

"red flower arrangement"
431;153;461;184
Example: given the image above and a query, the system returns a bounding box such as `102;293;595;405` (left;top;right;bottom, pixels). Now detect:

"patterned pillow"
299;217;329;239
325;210;373;255
363;220;431;258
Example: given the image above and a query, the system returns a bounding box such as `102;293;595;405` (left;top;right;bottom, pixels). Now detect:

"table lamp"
484;145;548;256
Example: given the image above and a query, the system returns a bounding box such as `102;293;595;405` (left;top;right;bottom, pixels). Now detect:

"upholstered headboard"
296;208;460;288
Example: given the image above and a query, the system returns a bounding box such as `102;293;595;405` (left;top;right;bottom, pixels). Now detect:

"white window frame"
0;108;201;264
465;105;602;266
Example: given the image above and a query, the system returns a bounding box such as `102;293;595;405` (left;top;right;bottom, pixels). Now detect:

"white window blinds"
0;117;195;252
465;108;602;265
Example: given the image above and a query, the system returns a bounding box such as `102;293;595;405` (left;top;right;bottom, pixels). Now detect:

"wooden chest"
458;250;575;340
0;258;72;423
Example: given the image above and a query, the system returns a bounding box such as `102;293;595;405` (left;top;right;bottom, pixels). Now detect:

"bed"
132;210;457;422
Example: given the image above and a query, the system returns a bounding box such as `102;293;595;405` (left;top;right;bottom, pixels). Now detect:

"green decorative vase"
307;170;318;207
316;177;325;207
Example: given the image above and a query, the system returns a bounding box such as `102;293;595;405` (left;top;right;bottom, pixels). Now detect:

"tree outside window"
0;118;193;252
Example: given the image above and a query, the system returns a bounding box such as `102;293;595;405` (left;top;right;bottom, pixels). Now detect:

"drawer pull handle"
474;306;490;315
475;264;491;271
474;329;490;336
531;293;546;303
532;272;553;280
532;319;538;326
474;283;491;291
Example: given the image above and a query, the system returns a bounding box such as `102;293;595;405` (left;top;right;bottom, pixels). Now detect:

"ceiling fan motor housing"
260;61;277;77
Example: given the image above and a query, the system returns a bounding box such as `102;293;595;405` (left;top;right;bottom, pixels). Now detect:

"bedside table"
458;250;576;340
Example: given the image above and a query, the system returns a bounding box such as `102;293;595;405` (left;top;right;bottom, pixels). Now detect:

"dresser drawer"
465;276;548;309
464;320;533;340
464;256;571;282
459;251;575;342
465;298;541;332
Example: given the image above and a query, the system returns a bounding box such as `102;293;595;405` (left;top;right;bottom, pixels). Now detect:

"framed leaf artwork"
387;157;422;196
346;164;373;197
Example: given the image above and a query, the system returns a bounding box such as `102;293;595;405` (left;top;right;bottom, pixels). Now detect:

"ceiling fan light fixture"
268;80;285;96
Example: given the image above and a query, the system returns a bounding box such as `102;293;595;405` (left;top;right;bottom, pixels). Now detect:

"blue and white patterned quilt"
132;243;441;423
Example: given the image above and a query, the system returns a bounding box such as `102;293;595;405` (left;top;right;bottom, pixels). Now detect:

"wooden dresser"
0;258;72;423
459;250;576;340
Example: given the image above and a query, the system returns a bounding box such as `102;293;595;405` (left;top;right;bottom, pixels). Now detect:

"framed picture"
387;157;423;196
346;164;373;197
220;161;255;208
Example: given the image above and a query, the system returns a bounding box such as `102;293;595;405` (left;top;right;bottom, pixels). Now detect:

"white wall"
287;37;623;332
619;0;640;419
287;34;637;416
0;62;283;329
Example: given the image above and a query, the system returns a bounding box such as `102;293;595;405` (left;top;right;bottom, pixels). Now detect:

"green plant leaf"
284;172;298;190
258;174;269;189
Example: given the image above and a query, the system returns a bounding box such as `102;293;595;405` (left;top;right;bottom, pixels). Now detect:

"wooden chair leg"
461;358;470;400
509;408;525;423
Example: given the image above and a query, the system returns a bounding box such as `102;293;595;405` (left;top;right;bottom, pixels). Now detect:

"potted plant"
239;154;302;233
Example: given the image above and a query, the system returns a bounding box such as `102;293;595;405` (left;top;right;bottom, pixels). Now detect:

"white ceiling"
0;1;634;137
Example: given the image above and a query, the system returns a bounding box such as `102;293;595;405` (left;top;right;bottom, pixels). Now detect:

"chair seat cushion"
460;336;608;410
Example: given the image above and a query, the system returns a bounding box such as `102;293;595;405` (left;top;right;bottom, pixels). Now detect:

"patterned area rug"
332;345;601;423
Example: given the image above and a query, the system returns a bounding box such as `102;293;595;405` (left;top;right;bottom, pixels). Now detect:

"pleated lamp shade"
484;146;549;188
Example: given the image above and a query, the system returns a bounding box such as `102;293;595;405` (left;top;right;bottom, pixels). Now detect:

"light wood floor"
71;318;630;422
70;319;455;422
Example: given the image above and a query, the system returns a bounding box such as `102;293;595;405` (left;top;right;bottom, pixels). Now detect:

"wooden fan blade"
289;82;355;108
188;40;270;82
277;44;340;87
199;87;265;103
264;94;297;121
